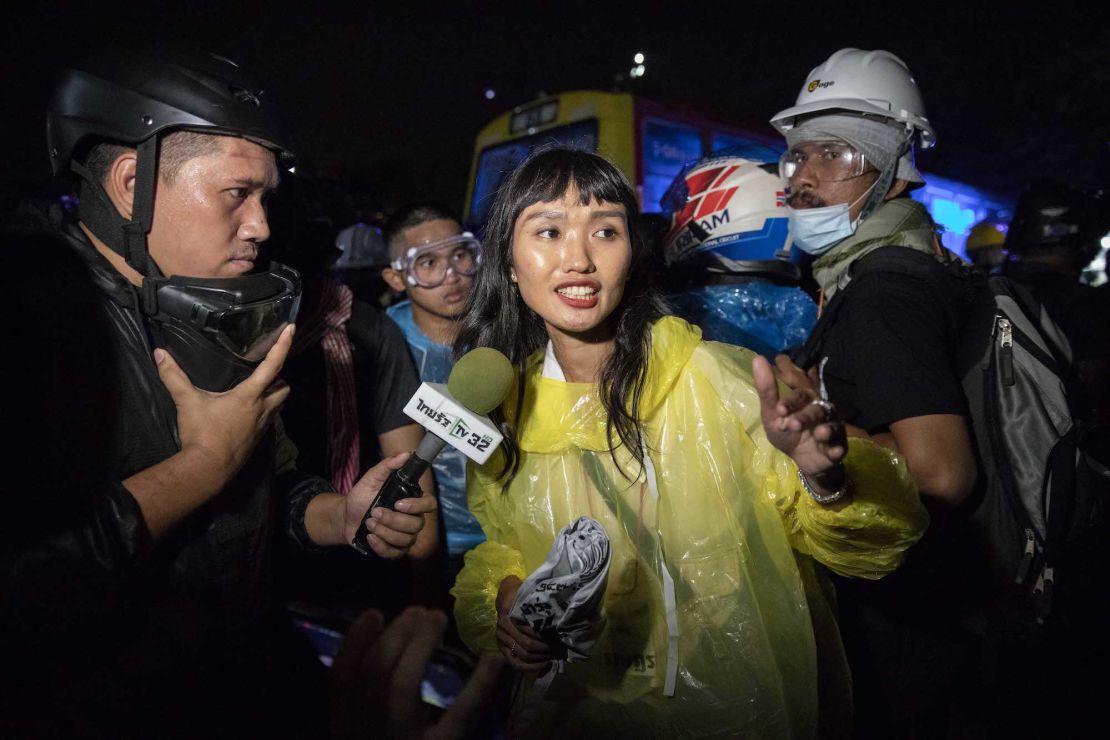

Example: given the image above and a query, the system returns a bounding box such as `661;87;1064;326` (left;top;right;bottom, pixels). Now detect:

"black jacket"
0;212;331;737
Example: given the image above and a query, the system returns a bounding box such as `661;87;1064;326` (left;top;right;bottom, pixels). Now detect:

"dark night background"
2;0;1107;215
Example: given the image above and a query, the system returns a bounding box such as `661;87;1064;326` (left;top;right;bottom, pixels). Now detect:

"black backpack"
797;246;1107;625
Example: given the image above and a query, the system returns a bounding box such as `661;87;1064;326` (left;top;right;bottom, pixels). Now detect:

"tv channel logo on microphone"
404;383;503;464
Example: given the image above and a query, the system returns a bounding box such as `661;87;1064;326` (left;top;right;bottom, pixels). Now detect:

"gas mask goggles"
390;233;481;288
150;262;301;392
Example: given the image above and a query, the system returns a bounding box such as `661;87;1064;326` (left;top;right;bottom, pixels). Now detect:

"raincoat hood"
513;316;702;454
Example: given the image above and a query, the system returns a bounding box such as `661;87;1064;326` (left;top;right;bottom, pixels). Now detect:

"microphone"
351;347;514;555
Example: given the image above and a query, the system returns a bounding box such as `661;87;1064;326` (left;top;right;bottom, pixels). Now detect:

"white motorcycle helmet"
770;48;935;150
661;152;797;282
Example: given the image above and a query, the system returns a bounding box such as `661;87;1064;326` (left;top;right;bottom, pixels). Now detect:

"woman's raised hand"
752;355;847;488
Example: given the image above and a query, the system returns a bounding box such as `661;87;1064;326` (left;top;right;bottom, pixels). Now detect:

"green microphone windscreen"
447;347;514;415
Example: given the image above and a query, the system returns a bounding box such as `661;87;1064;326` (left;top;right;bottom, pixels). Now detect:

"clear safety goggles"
779;140;872;182
391;233;482;288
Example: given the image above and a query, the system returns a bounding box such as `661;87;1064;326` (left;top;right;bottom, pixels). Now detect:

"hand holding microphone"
343;452;434;559
351;348;514;556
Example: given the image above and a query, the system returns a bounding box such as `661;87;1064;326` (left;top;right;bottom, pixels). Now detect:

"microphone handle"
351;432;446;555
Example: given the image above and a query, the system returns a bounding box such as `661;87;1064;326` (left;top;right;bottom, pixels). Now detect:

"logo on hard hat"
807;79;835;93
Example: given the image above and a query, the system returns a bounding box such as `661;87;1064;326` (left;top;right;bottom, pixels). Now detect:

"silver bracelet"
798;468;847;505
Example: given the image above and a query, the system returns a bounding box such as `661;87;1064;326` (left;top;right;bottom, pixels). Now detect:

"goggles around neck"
779;140;872;182
151;262;301;391
390;233;481;288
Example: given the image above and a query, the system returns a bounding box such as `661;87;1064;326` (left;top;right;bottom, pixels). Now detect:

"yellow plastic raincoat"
453;317;927;738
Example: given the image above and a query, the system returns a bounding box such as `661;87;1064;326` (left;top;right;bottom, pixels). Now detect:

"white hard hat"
770;48;936;150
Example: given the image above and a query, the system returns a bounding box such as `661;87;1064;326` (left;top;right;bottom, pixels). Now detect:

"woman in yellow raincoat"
451;149;927;739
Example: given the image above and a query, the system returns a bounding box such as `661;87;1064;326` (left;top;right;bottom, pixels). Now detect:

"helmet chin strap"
856;138;909;224
73;137;165;314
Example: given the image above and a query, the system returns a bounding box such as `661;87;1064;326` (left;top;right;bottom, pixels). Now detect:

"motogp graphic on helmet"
662;155;790;266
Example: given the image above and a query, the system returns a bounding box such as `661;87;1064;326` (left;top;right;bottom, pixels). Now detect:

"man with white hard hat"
771;47;976;505
769;48;980;737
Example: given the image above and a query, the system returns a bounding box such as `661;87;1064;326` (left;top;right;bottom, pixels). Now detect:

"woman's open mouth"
555;282;600;308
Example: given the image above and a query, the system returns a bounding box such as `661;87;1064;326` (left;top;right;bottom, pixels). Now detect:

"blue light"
710;133;784;163
641;118;703;213
911;173;1013;260
931;197;977;235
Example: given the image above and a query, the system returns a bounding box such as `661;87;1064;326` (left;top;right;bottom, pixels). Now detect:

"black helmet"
46;50;302;392
47;48;294;289
1005;180;1101;259
47;48;293;174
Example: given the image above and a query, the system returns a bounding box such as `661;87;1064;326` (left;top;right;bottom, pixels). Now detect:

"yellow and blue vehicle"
464;90;1012;259
465;90;782;228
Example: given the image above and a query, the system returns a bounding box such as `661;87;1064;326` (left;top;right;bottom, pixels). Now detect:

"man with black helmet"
1;49;436;735
1004;180;1110;422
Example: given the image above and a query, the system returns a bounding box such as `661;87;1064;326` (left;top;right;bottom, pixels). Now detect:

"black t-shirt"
349;299;422;462
817;265;967;434
806;250;985;732
278;295;423;613
282;297;420;478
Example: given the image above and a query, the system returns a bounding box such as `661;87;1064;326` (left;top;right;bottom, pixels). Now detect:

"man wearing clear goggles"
769;48;979;738
779;140;872;184
382;204;487;576
391;233;481;289
382;212;481;345
769;48;975;503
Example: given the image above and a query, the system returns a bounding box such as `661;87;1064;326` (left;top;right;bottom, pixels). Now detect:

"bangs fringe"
516;149;633;215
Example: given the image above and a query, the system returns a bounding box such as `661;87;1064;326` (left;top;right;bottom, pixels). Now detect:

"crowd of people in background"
1;44;1107;740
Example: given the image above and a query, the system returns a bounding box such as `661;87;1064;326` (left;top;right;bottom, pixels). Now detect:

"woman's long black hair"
454;148;668;483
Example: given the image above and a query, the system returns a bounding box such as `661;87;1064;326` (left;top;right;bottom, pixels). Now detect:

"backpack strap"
989;276;1074;372
1033;429;1079;620
1045;431;1078;567
792;247;952;370
851;245;950;282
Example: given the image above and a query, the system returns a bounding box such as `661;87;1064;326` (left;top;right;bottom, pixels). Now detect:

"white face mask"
786;182;877;256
